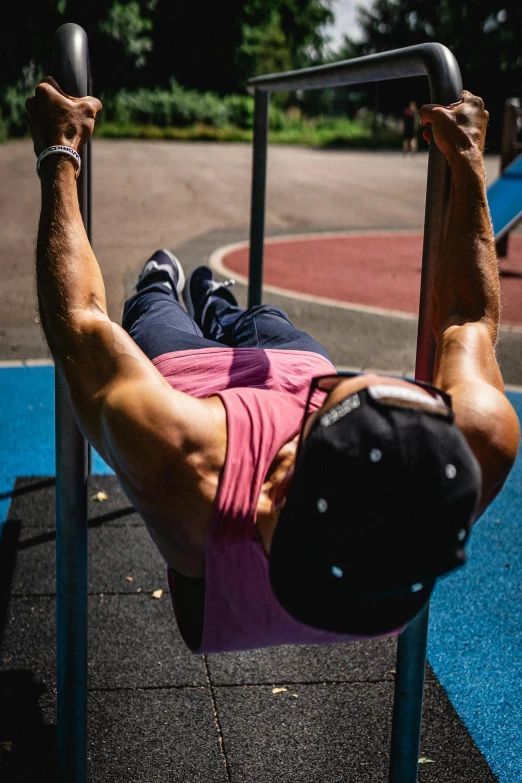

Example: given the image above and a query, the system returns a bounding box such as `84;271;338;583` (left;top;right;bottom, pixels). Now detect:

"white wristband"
37;145;81;179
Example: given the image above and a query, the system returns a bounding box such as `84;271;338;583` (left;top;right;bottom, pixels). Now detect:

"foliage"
0;0;158;92
93;114;401;149
98;85;300;131
223;95;256;130
147;0;332;95
0;1;333;97
0;61;45;137
99;0;156;69
239;0;333;78
104;81;230;127
241;11;294;78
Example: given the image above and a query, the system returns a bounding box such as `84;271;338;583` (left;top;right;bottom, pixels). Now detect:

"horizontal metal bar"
248;42;460;105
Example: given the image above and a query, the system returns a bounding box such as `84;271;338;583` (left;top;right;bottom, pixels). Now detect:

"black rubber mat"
0;476;498;782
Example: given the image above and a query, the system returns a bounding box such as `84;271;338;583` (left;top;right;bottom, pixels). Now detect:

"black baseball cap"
269;383;482;636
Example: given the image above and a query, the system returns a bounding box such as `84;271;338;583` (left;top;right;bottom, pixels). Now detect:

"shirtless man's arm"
420;91;520;516
26;78;227;576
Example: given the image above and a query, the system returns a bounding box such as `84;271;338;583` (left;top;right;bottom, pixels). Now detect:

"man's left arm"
419;92;520;515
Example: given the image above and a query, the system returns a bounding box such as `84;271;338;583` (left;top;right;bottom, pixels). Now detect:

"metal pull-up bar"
247;42;462;383
247;43;462;783
53;22;91;783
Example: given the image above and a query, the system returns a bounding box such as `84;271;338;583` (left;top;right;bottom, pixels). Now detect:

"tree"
1;1;333;99
338;0;522;145
148;0;333;94
0;0;157;93
59;0;158;89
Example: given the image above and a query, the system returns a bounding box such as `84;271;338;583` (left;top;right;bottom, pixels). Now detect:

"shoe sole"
183;268;237;321
183;268;205;319
169;253;186;298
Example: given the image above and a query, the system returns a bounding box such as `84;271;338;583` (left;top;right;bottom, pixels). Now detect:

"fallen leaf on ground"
418;757;435;764
152;589;163;599
91;491;108;502
272;687;287;694
126;576;133;582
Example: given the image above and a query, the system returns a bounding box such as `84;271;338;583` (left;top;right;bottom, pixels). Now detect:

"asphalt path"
0;139;501;362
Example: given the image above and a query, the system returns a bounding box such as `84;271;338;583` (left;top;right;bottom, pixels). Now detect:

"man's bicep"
57;312;168;448
434;322;504;393
59;312;219;472
98;378;217;489
449;381;519;514
435;323;520;512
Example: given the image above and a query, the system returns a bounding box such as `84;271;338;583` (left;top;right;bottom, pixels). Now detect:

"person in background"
402;100;418;153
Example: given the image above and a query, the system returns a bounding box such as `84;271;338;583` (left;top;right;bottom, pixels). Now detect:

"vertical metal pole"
53;23;91;783
414;143;452;384
248;89;270;308
389;602;430;782
55;383;89;783
389;140;453;783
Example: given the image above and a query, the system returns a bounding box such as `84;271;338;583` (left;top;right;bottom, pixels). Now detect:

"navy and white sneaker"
136;249;185;296
183;266;237;327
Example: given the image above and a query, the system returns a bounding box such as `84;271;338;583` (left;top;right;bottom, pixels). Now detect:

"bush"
0;60;43;137
0;70;402;149
222;94;255;129
103;79;230;128
1;86;30;137
99;85;301;132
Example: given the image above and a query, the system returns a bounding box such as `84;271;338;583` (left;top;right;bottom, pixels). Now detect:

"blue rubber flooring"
1;365;521;781
488;153;522;240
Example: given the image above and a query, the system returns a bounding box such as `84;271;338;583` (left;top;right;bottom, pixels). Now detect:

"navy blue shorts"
122;276;332;363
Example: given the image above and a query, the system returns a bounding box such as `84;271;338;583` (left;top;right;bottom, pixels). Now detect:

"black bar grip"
52;22;91;783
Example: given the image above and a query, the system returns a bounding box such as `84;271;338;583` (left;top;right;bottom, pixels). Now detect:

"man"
26;81;519;653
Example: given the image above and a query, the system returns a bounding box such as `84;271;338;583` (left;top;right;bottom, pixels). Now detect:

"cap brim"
269;549;433;636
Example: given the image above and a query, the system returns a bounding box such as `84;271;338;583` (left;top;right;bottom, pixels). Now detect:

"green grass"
1;117;403;149
94;117;403;148
95;122;253;142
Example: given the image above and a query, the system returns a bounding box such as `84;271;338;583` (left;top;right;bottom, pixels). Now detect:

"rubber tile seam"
204;655;232;783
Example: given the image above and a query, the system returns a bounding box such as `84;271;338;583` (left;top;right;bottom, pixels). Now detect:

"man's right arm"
25;79;227;572
420;92;520;515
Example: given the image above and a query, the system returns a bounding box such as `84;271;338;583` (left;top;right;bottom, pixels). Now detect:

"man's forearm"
432;153;500;341
37;155;108;357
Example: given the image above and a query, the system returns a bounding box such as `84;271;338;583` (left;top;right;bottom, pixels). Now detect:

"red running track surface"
222;232;522;325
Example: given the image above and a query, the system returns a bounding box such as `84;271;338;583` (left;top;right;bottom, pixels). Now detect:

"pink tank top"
152;346;335;401
155;348;398;652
